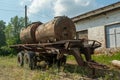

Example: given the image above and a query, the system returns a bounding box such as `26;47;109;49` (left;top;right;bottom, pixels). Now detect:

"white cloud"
20;0;99;18
28;0;49;15
53;0;98;17
75;0;90;6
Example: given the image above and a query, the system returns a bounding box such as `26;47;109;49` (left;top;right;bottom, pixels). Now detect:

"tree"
0;20;6;47
5;16;31;45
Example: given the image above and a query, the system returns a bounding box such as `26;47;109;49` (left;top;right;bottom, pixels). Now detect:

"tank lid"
32;21;43;24
27;21;43;26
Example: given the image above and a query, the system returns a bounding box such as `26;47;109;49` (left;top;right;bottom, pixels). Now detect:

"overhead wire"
0;8;23;12
0;0;17;6
0;2;51;22
0;7;49;18
0;0;24;13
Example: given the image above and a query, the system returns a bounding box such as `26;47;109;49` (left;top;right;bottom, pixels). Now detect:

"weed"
0;52;120;80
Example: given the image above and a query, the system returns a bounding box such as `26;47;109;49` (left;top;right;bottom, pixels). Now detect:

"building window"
105;23;120;48
76;30;88;39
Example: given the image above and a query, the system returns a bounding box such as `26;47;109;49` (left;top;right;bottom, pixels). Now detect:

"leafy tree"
0;20;6;47
5;16;29;45
1;16;31;55
2;16;26;55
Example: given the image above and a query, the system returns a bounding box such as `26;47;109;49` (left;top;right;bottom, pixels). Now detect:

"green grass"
0;53;120;80
0;55;83;80
68;52;120;65
67;52;120;79
92;52;120;65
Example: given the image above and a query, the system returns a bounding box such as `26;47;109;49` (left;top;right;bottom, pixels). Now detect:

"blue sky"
0;0;120;24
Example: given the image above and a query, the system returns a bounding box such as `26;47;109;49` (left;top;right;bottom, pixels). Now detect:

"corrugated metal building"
72;2;120;51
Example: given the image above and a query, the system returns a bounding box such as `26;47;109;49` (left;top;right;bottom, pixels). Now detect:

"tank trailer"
10;16;108;74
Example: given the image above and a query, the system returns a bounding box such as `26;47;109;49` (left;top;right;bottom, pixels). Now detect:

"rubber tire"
24;51;35;70
17;52;24;67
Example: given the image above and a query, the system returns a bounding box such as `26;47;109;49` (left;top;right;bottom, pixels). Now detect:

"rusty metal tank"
35;16;76;43
20;22;42;44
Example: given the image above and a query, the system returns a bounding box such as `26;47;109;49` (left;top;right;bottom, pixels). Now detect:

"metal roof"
72;2;120;23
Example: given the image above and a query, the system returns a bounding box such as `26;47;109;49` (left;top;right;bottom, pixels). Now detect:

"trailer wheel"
17;52;24;67
24;51;35;70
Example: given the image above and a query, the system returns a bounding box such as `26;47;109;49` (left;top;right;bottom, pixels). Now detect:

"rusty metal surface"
20;22;42;44
10;39;110;74
86;61;109;69
10;39;101;52
35;16;76;43
10;39;101;67
72;48;84;66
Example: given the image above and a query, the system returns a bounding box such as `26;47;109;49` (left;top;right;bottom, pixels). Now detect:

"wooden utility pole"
25;5;27;27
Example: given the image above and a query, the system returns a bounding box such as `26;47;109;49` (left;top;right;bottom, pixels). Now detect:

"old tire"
24;51;35;70
17;52;24;67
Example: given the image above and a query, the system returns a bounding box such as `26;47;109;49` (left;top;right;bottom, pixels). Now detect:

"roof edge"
72;1;120;23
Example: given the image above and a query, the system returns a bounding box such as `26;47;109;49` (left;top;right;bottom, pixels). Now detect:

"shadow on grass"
64;63;120;79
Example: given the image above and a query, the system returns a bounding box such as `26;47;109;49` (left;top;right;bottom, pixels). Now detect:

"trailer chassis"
10;39;108;74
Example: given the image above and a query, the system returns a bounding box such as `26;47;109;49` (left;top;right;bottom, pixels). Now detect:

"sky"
0;0;120;24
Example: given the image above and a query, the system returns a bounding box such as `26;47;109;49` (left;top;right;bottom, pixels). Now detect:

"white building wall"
75;9;120;48
76;9;120;31
88;26;105;48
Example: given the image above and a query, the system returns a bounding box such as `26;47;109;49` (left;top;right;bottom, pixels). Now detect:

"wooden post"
25;5;27;27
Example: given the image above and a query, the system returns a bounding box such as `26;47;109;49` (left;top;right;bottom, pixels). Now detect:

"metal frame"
10;39;108;74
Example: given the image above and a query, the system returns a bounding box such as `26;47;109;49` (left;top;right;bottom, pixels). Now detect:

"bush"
0;46;16;56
